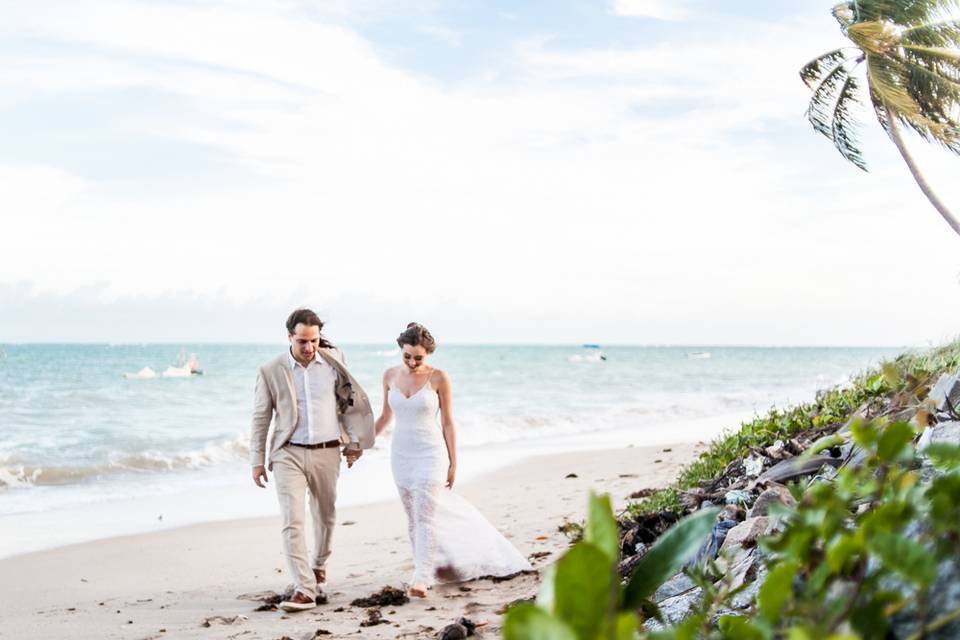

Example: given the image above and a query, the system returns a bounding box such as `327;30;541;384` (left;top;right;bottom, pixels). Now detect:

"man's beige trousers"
272;445;340;599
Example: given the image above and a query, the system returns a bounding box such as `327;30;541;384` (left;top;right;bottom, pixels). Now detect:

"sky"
1;0;959;345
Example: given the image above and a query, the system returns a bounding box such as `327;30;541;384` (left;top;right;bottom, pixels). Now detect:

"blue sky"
1;0;959;345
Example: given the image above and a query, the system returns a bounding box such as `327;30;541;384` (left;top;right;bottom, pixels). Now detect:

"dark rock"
437;617;477;639
564;473;578;479
689;518;737;567
350;586;409;607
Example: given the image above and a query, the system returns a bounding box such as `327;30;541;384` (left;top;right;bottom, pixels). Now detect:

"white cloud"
610;0;691;21
1;1;958;345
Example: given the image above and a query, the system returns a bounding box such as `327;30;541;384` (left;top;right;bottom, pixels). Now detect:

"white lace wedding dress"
389;378;531;588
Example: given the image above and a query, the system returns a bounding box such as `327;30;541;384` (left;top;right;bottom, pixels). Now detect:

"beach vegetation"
630;340;960;517
801;0;960;236
505;419;960;638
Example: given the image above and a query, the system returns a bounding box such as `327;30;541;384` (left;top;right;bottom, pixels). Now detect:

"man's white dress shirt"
287;351;341;444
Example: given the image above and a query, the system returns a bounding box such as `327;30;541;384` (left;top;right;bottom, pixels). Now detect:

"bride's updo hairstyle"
397;322;437;354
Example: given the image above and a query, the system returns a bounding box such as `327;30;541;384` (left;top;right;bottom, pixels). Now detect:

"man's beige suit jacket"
249;347;374;470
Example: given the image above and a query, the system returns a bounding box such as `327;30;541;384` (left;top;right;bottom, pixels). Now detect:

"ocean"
0;343;903;557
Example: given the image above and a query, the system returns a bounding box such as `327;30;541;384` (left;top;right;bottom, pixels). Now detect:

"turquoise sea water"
0;343;903;520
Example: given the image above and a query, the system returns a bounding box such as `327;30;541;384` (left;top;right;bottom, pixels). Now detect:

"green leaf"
586;493;619;563
549;542;617;640
924;443;960;470
612;612;639;640
826;533;863;574
623;507;720;609
758;559;800;619
718;615;766;640
867;531;936;586
877;422;915;462
850;419;877;448
502;603;578;640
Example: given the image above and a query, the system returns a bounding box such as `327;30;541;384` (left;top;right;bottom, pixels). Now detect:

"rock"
437;617;477;639
747;483;794;518
929;374;960;416
653;573;698;602
655;587;703;625
757;455;841;484
689;518;737;567
929;421;960;447
719;517;769;554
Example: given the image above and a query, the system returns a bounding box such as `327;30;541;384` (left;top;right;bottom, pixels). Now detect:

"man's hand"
252;465;268;488
344;447;363;468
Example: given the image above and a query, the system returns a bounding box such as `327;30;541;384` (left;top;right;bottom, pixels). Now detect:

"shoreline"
0;411;744;561
1;442;705;640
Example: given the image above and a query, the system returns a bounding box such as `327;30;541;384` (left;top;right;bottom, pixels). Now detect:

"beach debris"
723;489;752;506
341;520;356;526
302;630;331;638
528;551;551;560
628;488;656;499
481;569;536;583
663;448;673;452
557;519;583;541
564;472;578;479
201;614;247;627
437;617;478;639
350;585;409;607
495;596;534;615
756;454;841;484
359;607;389;627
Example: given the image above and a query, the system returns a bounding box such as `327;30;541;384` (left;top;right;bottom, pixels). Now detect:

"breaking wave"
0;434;249;490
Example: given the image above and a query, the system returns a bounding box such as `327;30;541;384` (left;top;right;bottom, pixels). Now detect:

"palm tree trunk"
884;104;960;239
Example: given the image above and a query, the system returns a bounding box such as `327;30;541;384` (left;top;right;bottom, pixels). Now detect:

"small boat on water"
687;351;712;360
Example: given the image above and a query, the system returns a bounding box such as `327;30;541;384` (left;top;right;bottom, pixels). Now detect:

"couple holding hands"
249;309;529;612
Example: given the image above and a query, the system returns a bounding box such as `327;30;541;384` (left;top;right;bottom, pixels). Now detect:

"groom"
249;308;374;612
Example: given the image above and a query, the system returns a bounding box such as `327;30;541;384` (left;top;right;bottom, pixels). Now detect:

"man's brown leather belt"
286;439;341;449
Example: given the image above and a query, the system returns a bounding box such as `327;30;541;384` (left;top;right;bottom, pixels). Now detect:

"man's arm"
250;369;273;487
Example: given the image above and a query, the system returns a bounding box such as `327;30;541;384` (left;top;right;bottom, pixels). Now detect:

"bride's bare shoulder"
430;368;451;385
383;366;400;384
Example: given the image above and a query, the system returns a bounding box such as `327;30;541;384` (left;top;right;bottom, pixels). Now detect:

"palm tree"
801;0;960;237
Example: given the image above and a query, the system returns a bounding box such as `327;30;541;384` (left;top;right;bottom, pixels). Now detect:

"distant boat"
687;351;712;360
582;344;602;349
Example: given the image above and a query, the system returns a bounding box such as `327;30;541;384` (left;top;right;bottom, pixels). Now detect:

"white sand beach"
0;443;703;640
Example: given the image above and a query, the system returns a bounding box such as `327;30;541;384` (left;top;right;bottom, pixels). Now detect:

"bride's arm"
374;369;394;436
437;370;457;488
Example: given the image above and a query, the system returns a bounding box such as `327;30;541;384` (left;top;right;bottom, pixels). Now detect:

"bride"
375;323;531;597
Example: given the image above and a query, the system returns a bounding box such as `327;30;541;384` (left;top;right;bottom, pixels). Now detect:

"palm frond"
902;19;960;47
800;48;857;88
866;53;960;154
804;60;870;169
832;75;869;169
851;0;960;27
902;44;960;84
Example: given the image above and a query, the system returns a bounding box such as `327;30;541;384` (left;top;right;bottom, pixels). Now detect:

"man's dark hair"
286;308;334;348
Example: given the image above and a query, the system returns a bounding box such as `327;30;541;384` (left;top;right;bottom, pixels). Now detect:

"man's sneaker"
279;591;316;612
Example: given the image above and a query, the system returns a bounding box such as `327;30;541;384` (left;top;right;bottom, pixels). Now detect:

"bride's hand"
446;464;456;489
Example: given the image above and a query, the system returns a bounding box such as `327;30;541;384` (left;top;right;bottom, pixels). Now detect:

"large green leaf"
876;421;915;462
718;615;766;640
623;507;720;609
586;493;619;563
867;530;936;586
502;603;578;640
758;559;800;619
548;541;617;640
